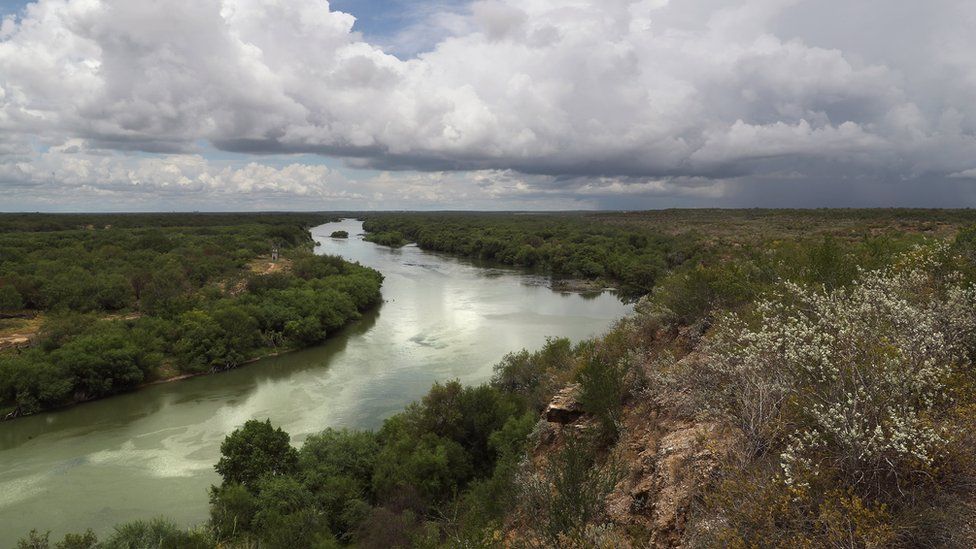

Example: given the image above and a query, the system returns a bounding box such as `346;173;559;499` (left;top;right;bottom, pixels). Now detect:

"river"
0;219;631;544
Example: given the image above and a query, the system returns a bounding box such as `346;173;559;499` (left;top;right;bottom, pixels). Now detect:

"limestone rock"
606;413;742;548
544;383;584;424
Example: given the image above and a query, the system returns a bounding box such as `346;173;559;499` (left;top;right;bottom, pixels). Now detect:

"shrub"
252;476;334;549
94;273;134;310
363;231;407;248
100;518;212;549
394;381;520;477
0;284;24;311
16;530;49;549
371;430;473;504
292;254;347;280
299;429;379;538
651;261;759;325
452;412;537;535
247;272;294;293
695;468;897;548
215;419;299;490
299;428;379;489
518;433;622;545
575;355;626;445
802;236;857;289
284;315;326;344
693;242;976;495
209;482;258;541
15;530;98;549
53;530;98;549
492;337;574;411
352;506;427;548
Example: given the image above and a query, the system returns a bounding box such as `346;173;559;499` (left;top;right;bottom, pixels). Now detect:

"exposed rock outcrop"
606;412;741;547
544;384;585;424
530;382;742;548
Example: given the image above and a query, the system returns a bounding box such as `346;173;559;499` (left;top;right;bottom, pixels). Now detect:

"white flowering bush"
696;242;976;493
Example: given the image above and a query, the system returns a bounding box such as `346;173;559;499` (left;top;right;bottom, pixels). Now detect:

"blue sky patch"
0;0;28;18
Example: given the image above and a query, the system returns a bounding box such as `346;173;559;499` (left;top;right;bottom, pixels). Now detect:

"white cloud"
690;120;888;167
949;168;976;180
0;145;737;210
0;0;975;208
0;148;358;198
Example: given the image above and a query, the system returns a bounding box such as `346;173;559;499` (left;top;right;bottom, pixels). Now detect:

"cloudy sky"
1;0;975;211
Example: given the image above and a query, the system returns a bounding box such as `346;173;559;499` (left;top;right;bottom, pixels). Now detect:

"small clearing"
0;315;43;351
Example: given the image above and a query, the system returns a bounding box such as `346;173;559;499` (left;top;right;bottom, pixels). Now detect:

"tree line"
0;215;382;417
361;213;700;297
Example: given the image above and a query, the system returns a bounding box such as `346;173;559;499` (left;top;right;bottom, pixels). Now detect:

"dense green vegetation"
330;231;349;239
203;376;539;547
362;230;407;248
0;216;321;314
363;213;695;296
0;213;340;234
18;521;209;549
363;209;976;297
0;214;382;417
17;210;976;547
